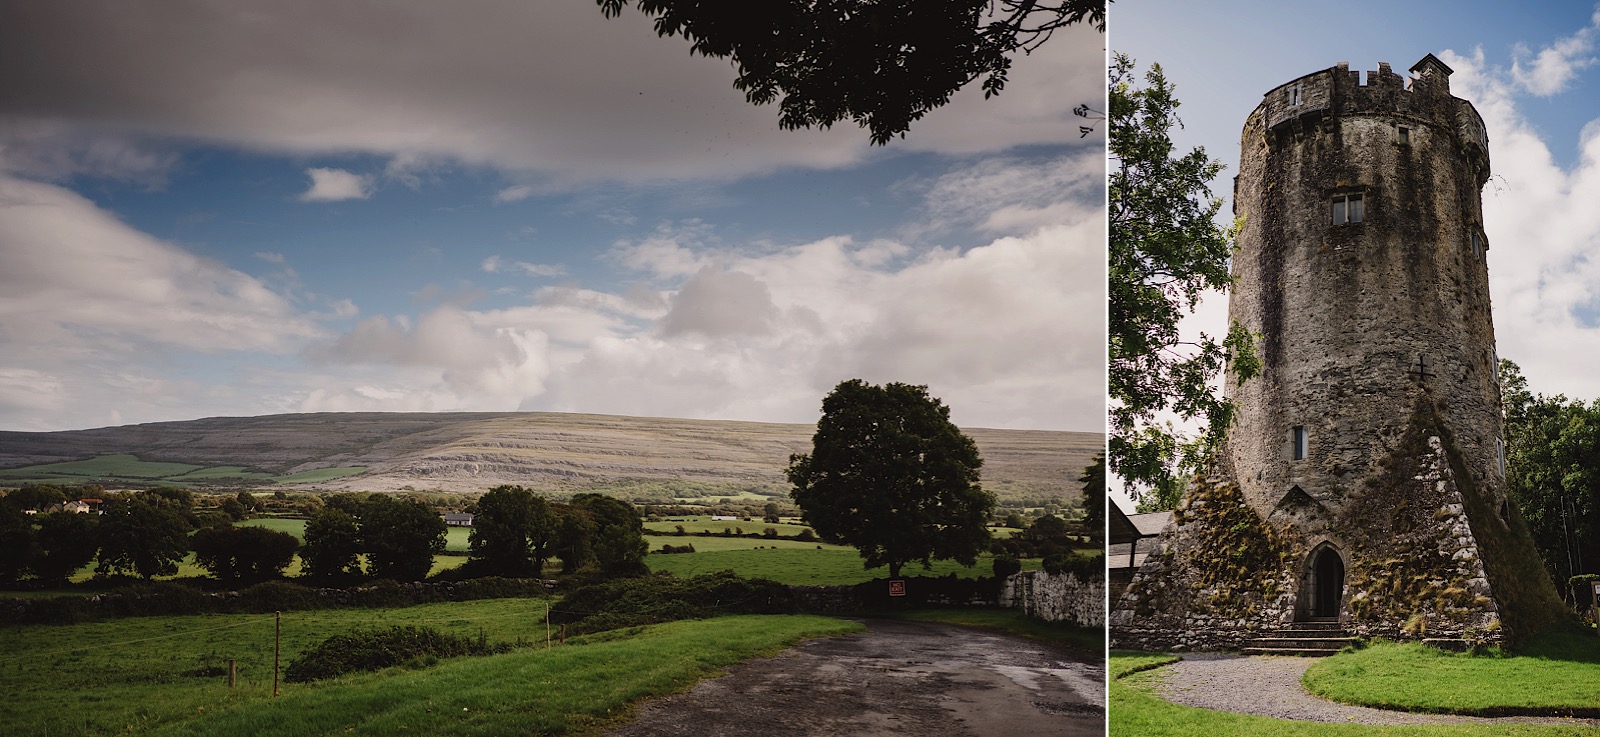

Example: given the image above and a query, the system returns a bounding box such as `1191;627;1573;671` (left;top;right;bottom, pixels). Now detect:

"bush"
284;625;510;682
1042;552;1103;579
795;528;816;542
229;581;325;614
992;555;1022;580
551;571;795;633
657;543;696;554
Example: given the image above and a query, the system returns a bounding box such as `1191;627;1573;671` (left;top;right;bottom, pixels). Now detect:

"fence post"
228;659;236;688
273;611;281;697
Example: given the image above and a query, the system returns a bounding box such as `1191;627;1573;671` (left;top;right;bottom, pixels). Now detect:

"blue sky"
0;2;1107;433
1114;0;1600;405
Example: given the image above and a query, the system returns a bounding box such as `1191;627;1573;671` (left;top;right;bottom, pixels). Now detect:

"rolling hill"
0;411;1102;499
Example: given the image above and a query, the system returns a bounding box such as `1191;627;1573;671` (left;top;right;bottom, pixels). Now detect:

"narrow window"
1498;439;1507;478
1398;127;1410;145
1289;84;1303;106
1471;231;1481;257
1292;426;1308;461
1332;194;1364;225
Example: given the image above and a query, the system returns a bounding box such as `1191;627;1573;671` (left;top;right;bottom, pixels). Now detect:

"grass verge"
1110;651;1600;736
147;614;859;737
644;547;1030;585
1303;634;1600;716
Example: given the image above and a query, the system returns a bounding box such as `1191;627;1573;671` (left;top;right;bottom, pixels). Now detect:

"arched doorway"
1309;546;1345;619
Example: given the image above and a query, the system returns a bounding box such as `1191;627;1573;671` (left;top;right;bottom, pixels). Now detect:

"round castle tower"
1113;57;1569;650
1225;55;1504;526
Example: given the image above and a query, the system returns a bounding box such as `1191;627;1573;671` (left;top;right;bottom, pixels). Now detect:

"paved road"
606;619;1105;737
1152;653;1600;727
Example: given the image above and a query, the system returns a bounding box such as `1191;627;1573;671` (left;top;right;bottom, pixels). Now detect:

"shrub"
992;555;1022;580
1042;552;1102;579
284;625;510;682
229;581;325;614
657;544;696;554
795;528;816;542
551;571;795;633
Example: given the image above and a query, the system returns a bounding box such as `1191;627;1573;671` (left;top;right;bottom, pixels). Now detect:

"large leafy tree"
301;508;364;578
572;494;649;577
360;496;447;582
96;495;191;579
597;0;1104;145
1500;360;1600;594
1078;452;1105;545
468;485;561;577
787;379;993;578
1109;52;1258;509
33;512;100;584
192;525;300;585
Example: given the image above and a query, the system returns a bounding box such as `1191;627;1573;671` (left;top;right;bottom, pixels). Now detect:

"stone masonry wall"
998;570;1105;627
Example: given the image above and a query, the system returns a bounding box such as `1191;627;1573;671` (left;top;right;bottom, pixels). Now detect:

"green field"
1304;635;1600;714
646;516;814;536
240;518;472;553
0;454;367;487
1110;652;1600;736
645;546;1035;585
0;595;860;737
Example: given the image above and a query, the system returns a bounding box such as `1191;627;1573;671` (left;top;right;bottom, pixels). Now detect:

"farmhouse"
443;512;474;527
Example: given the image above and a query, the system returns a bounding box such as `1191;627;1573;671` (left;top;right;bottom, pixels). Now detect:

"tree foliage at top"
191;525;300;584
571;493;650;577
787;379;993;578
301;507;363;579
1078;451;1105;544
96;495;191;579
1108;52;1258;509
467;485;560;578
597;0;1104;145
360;495;447;582
1500;359;1600;593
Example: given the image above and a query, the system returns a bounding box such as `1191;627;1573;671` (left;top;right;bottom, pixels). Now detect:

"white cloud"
254;251;287;264
1432;40;1600;399
0;173;329;430
0;1;1103;184
299;167;372;201
495;185;533;203
482;254;564;277
660;269;779;338
1509;9;1600;96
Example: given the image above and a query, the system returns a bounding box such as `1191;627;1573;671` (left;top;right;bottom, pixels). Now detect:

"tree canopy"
467;485;560;577
1108;52;1258;509
96;495;191;579
1500;359;1600;594
787;379;993;578
360;495;447;582
597;0;1104;145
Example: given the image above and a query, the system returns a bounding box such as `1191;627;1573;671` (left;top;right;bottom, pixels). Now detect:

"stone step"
1245;636;1359;650
1240;645;1347;657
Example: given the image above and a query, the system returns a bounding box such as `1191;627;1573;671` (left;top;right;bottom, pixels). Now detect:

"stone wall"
999;570;1105;627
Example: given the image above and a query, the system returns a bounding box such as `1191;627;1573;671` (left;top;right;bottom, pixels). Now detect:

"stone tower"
1112;57;1569;650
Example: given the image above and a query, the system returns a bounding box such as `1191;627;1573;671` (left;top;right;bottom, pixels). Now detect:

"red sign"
889;580;906;597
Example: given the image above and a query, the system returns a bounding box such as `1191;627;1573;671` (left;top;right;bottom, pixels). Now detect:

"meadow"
0;599;860;737
644;546;1040;585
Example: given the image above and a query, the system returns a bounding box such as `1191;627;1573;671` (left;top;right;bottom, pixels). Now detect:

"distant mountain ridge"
0;411;1102;496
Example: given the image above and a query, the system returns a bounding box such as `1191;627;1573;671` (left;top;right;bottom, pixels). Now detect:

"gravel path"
1151;653;1600;727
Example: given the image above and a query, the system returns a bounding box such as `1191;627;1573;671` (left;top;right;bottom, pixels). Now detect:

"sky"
0;1;1108;434
1114;0;1600;405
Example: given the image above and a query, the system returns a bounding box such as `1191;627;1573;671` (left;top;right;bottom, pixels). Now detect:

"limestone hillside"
0;412;1102;498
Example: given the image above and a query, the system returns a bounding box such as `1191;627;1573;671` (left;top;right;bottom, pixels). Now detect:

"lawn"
645;516;815;536
1110;652;1600;736
644;546;1034;585
1303;634;1600;715
0;597;859;737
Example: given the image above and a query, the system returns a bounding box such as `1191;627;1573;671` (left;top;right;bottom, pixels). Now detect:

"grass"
883;607;1104;655
1110;651;1600;736
647;535;853;552
644;547;1033;585
0;597;553;736
52;611;854;737
0;454;202;480
1303;634;1600;715
271;467;368;484
645;517;814;536
0;594;859;737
